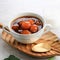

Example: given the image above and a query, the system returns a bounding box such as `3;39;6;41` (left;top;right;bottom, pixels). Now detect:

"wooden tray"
1;28;60;58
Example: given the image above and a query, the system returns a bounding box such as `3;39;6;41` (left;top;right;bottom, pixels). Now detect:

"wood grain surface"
1;29;60;58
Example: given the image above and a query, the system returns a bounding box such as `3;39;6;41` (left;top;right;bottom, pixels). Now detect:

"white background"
0;0;60;60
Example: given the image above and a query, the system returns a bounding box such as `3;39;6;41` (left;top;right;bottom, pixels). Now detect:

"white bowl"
8;12;51;44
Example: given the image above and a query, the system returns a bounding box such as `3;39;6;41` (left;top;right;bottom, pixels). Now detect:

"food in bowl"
8;13;51;44
11;16;43;34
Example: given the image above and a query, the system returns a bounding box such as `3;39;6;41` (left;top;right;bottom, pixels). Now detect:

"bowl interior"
9;12;45;35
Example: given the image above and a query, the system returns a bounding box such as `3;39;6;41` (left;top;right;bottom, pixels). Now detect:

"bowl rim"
8;12;46;36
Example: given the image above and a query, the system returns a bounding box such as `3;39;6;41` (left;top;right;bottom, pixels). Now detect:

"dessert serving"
11;16;43;34
0;12;60;58
9;13;51;44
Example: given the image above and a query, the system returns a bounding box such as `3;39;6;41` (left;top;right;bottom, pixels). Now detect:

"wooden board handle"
0;23;3;29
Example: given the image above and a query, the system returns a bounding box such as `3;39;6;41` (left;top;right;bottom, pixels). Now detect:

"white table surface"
0;0;60;60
